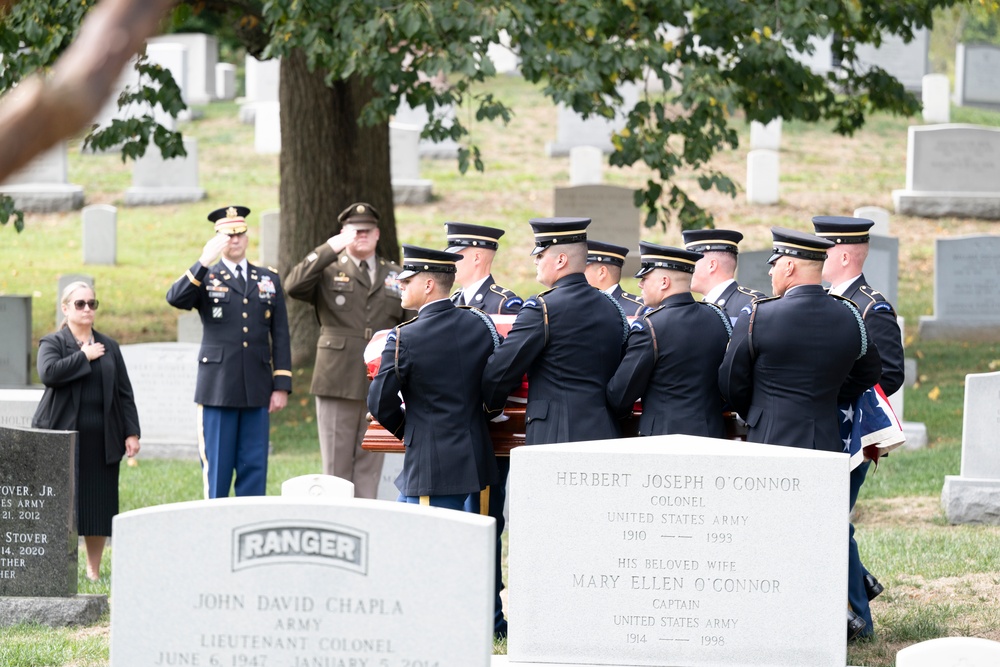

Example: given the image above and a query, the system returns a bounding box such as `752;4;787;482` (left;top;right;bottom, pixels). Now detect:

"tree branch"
0;0;176;182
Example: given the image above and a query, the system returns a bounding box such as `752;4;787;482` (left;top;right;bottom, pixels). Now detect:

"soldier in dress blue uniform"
814;215;903;640
367;245;500;511
682;228;765;325
443;221;520;638
445;222;523;314
482;217;630;445
718;227;882;641
584;240;645;317
718;227;881;451
167;206;292;498
607;242;732;437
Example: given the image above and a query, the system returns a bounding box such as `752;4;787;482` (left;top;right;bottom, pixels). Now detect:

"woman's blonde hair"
59;281;97;329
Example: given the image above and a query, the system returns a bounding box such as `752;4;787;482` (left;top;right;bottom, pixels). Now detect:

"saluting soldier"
167;206;292;498
607;242;732;437
284;202;411;499
718;227;881;451
584;240;645;317
482;217;629;445
682;228;765;325
445;222;522;314
814;215;903;640
443;221;520;639
367;245;500;510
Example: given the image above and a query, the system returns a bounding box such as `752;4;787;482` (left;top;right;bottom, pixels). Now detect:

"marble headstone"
508;436;848;666
854;28;929;92
746;149;779;205
892;124;1000;219
554;185;641;278
0;143;84;213
145;42;188;115
109;497;495;666
281;474;354;499
376;453;405;502
569;146;604;186
749;118;782;151
919;235;1000;341
148;33;217;105
0;426;77;597
922;74;950;124
0;389;43;430
546;82;640;156
254;101;282;154
955;43;1000;109
240;55;281;124
258;209;281;270
82;204;117;266
865;234;899;311
216;63;236;101
176;312;203;344
0;296;32;387
853;206;890;236
942;371;1000;524
55;274;95;330
486;30;520;74
896;636;1000;666
124;137;206;206
119;343;200;458
390;123;432;204
790;34;834;76
394;96;461;159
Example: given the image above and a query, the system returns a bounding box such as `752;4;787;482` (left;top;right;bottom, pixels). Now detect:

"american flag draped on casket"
839;384;906;471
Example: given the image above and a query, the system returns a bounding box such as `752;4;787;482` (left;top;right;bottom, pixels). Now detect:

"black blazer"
32;327;141;465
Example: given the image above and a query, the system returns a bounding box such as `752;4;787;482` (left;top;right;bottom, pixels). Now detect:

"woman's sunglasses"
72;300;99;311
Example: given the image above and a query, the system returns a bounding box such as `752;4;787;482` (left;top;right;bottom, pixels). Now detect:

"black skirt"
76;357;120;536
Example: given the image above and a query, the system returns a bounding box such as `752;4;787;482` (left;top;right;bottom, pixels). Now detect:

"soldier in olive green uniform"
284;203;412;499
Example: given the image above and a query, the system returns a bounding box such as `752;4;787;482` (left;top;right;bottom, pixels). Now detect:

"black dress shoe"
864;573;884;601
848;610;867;641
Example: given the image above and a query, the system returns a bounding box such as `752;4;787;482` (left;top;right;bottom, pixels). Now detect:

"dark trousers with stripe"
199;405;269;498
465;457;509;636
848;461;873;635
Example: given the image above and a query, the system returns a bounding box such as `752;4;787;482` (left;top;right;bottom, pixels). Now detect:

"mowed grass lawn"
2;75;1000;667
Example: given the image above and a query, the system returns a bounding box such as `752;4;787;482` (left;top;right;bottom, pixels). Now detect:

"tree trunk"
278;49;400;367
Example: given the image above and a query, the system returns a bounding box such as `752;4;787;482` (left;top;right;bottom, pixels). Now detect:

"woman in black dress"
32;281;141;580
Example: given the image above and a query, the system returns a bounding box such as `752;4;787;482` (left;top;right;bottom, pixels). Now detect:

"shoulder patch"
629;319;645;332
872;302;894;313
385;330;397;343
503;297;523;309
522;297;540;309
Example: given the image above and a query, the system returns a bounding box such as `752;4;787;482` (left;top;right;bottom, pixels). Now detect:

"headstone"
892;124;1000;219
148;33;218;105
119;343;200;458
0;142;84;213
109;498;495;666
749;118;782;151
546;82;640;156
955;43;1000;109
258;209;281;270
176;312;203;344
0;389;43;429
0;296;32;387
790;34;834;75
733;249;773;297
865;234;899;311
81;204;117;266
390;123;433;204
0;425;77;597
508;436;848;666
554;185;641;278
486;30;520;74
254;101;281;154
746;149;779;205
896;636;1000;666
215;62;236;101
240;55;280;124
281;474;354;499
942;371;1000;524
854;28;930;92
922;74;950;124
394;96;461;159
569;146;604;186
919;235;1000;341
145;42;188;121
124;137;206;206
853;206;891;236
55;274;95;330
88;56;142;136
376;453;406;501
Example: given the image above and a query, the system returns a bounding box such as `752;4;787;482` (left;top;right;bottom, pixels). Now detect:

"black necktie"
358;260;371;288
235;264;246;293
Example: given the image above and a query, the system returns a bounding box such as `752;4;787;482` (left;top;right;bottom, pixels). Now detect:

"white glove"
327;226;356;254
199;234;229;267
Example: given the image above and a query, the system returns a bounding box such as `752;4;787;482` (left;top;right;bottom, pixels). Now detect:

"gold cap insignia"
226;206;238;218
356;205;365;214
